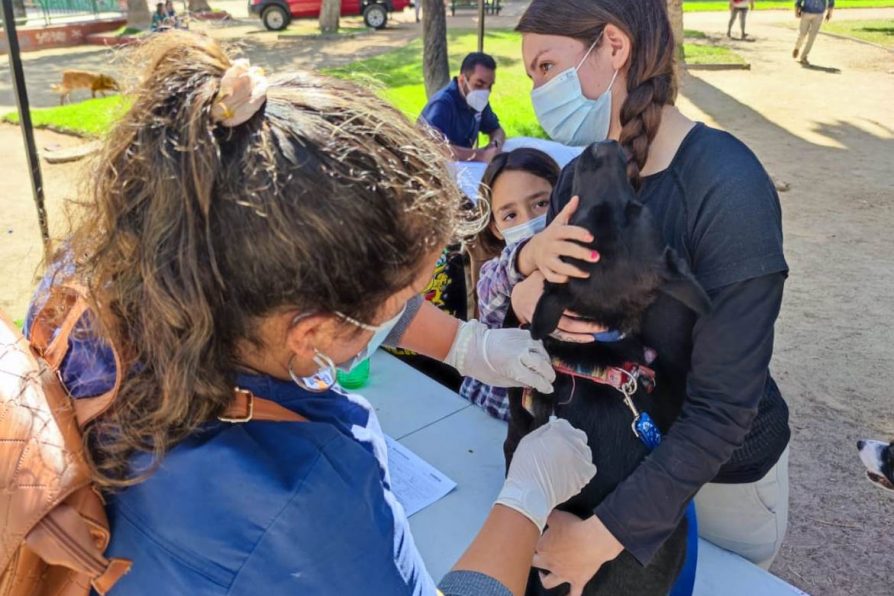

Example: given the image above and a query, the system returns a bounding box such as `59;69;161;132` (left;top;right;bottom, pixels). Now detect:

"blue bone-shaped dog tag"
633;412;662;450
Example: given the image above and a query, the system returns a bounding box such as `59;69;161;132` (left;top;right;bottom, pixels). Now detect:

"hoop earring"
288;351;336;393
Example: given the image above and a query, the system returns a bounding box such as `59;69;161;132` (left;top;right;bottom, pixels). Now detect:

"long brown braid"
517;0;678;188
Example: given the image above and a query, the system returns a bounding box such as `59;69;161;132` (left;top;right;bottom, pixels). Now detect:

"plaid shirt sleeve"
459;241;530;422
476;241;529;330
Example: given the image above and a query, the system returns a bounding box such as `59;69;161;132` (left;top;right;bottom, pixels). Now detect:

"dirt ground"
677;10;894;595
0;5;891;595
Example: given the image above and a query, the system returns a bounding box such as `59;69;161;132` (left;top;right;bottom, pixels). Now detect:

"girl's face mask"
500;214;547;245
530;34;619;147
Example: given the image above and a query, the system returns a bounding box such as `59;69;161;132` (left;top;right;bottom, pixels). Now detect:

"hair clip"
211;58;269;128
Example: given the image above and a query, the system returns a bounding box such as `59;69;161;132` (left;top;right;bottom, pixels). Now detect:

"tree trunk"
666;0;684;61
127;0;151;28
188;0;212;13
422;0;449;97
319;0;340;34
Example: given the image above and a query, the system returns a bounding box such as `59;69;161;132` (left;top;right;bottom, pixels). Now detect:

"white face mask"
530;35;618;146
335;303;407;372
465;88;491;113
500;214;547;245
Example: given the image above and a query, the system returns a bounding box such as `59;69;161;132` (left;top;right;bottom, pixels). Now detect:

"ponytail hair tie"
211;59;269;127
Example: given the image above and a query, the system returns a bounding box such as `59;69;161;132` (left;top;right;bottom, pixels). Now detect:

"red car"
250;0;412;31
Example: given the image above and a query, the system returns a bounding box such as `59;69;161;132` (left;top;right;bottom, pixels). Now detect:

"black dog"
505;141;711;595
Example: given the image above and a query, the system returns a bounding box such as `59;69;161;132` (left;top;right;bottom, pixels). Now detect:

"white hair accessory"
211;59;269;127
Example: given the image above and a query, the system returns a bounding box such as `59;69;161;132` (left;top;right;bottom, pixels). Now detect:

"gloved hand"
496;418;597;531
444;319;555;394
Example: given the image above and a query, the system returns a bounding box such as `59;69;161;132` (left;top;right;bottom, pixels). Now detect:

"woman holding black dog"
505;0;791;592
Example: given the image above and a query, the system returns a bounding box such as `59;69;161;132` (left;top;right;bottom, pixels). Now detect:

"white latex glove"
496;418;597;531
444;319;556;394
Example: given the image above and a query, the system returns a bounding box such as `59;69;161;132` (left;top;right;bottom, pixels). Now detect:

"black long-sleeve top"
543;123;791;564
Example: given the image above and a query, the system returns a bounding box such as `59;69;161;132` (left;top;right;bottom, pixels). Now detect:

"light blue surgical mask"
500;214;547;245
335;303;407;372
530;35;619;146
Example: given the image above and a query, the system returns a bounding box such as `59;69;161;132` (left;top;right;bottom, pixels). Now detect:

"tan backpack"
0;286;305;595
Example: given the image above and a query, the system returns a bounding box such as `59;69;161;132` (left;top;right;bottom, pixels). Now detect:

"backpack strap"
30;286;307;428
28;284;123;427
24;499;132;595
219;388;308;423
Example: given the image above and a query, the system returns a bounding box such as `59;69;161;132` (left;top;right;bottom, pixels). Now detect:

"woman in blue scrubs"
28;32;598;595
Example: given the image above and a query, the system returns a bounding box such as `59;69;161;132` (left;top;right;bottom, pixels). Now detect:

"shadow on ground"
801;62;841;73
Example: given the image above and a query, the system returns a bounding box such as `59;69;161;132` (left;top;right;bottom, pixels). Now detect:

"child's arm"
477;244;529;330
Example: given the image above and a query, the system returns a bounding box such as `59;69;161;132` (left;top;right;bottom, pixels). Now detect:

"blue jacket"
796;0;833;13
25;301;437;595
419;78;500;148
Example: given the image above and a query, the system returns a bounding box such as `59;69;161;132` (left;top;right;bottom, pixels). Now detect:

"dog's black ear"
530;289;566;341
658;247;712;315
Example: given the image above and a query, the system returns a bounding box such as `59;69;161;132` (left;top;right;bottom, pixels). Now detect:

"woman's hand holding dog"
533;511;624;596
517;196;599;282
511;273;607;343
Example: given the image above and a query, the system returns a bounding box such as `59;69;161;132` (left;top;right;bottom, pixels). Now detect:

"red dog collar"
521;350;657;416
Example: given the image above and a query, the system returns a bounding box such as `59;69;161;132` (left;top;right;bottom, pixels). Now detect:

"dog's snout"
857;440;866;450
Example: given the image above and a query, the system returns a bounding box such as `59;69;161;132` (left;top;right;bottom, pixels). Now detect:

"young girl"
22;32;593;595
461;148;560;420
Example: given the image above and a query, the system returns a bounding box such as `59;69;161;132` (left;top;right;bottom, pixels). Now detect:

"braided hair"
517;0;677;189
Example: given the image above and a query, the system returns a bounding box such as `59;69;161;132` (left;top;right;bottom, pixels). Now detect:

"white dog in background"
858;439;894;491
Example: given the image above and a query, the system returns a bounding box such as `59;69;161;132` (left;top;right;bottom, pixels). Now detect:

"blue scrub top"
25;296;436;595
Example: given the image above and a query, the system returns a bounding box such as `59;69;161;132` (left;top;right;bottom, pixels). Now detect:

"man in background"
419;52;506;163
793;0;834;65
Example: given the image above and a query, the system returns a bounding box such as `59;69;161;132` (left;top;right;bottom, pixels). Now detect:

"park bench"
450;0;501;17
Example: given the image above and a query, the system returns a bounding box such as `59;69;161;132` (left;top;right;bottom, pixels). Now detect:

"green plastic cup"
337;358;371;389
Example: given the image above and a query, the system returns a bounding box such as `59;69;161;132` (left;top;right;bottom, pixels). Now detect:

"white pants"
794;12;825;60
694;446;790;569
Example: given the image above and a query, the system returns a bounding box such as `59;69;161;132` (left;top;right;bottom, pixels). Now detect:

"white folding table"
361;350;807;595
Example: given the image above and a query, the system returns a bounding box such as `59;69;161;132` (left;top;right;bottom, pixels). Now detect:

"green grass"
822;18;894;47
2;28;747;139
684;0;894;11
2;95;131;138
325;29;547;138
682;29;748;63
107;25;146;37
684;42;748;64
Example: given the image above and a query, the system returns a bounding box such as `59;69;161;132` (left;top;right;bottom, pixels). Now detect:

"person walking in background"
793;0;834;65
728;0;754;40
415;0;421;22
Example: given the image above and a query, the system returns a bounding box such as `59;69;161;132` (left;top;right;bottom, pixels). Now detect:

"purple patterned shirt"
459;242;527;421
